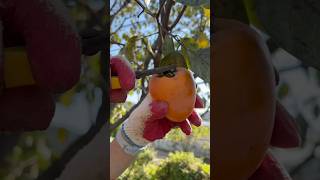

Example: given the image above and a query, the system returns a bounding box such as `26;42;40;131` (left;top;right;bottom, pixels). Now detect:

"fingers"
110;56;135;91
0;85;55;131
270;101;301;148
177;120;192;135
149;101;168;120
143;99;176;141
2;0;81;93
195;94;204;108
188;110;202;127
248;153;291;180
110;89;128;103
143;118;173;141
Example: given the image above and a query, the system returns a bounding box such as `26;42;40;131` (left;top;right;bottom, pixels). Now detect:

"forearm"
110;139;135;180
57;125;107;180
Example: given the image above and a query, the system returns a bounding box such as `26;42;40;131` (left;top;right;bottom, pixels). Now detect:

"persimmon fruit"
149;67;196;122
213;19;276;180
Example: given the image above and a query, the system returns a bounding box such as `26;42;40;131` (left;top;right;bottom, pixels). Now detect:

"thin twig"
110;0;117;12
134;0;156;17
110;0;130;22
169;5;187;31
36;30;109;180
110;40;126;46
111;17;129;34
142;38;156;59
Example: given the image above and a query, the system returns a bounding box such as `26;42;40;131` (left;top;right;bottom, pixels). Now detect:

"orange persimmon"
149;67;196;122
213;18;276;180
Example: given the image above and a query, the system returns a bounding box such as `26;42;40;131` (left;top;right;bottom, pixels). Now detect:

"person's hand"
115;92;204;155
249;101;301;179
0;0;81;131
110;56;135;103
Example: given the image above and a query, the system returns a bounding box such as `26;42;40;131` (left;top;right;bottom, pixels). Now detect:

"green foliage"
155;152;210;180
277;82;290;99
162;36;175;56
0;133;54;179
159;52;188;68
121;36;139;61
118;147;157;180
175;0;210;7
118;148;210;180
164;125;210;154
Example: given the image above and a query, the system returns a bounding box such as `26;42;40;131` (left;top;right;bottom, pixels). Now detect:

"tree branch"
134;0;156;17
110;40;126;46
169;5;187;31
110;0;130;23
111;17;129;35
36;45;108;180
110;0;117;12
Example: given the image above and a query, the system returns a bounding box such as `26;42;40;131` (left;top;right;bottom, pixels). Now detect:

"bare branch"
169;5;187;31
111;17;129;35
161;0;174;31
142;39;156;59
37;48;108;180
110;0;117;12
110;0;130;23
110;40;125;46
134;0;156;17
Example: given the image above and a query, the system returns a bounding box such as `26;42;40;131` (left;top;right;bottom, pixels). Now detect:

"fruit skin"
149;67;196;122
0;0;81;93
213;19;276;180
0;85;55;131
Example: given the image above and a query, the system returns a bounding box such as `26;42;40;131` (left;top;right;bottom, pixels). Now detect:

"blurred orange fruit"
213;18;276;180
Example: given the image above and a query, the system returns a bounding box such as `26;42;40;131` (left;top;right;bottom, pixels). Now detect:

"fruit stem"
135;65;176;79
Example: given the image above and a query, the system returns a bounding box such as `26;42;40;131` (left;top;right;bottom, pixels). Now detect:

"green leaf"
160;51;188;68
123;36;138;61
176;0;210;7
188;48;210;83
162;35;175;56
277;83;289;99
181;47;191;69
243;0;264;30
181;37;199;50
203;8;210;18
256;0;320;70
196;33;210;48
142;38;154;57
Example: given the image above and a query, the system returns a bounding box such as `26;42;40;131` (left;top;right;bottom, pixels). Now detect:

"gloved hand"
0;0;81;131
249;101;301;180
116;92;204;155
110;56;135;103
